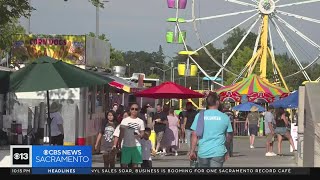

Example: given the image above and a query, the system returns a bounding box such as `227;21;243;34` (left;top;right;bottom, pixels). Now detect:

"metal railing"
233;121;247;136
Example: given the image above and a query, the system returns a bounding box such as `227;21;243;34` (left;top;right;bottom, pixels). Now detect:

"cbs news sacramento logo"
10;145;32;167
11;145;91;167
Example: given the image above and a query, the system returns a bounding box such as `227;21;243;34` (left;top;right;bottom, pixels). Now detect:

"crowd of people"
91;92;297;168
94;102;184;168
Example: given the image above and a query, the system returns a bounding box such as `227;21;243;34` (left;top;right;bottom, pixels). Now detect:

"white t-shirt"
120;117;145;147
140;139;152;161
113;125;120;137
50;112;63;136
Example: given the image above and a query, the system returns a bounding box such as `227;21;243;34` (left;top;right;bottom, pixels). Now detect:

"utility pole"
96;1;109;37
163;71;165;83
27;0;31;34
96;5;99;36
184;76;187;87
197;72;200;90
222;52;225;86
170;61;174;82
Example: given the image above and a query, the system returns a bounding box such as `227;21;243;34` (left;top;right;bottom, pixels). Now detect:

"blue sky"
20;0;320;63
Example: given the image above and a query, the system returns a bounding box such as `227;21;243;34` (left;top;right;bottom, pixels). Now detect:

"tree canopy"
0;0;33;27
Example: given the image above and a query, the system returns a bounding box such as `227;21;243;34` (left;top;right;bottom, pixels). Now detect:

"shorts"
121;146;142;165
102;150;116;167
141;160;152;168
156;131;165;144
275;127;287;136
249;124;258;136
50;134;64;145
266;133;274;142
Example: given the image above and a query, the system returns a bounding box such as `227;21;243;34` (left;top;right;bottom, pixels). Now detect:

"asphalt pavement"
92;137;297;167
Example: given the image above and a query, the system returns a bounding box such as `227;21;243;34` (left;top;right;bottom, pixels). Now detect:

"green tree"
308;63;320;81
123;51;156;75
157;45;164;62
110;48;125;67
0;0;33;27
275;53;307;90
0;20;25;59
224;46;253;85
146;73;160;79
89;0;105;8
223;27;257;55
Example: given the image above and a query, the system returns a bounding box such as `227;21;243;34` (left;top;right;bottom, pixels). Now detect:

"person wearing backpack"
188;92;233;167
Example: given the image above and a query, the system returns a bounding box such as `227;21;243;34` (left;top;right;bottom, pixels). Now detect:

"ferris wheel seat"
167;0;187;9
166;32;174;43
178;51;199;56
166;18;186;23
166;31;186;44
178;63;186;76
177;63;198;76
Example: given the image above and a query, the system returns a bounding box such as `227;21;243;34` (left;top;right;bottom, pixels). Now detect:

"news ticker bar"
6;168;314;175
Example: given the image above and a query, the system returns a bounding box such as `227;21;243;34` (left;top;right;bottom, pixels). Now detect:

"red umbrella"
134;81;204;99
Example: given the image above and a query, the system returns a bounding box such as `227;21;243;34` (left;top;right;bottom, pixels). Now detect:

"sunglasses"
130;108;139;111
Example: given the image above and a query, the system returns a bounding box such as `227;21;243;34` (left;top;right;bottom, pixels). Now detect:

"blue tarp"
271;91;298;109
232;102;265;112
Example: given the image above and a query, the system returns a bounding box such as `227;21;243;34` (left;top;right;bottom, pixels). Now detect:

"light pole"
96;0;109;37
172;67;177;83
150;66;171;83
62;0;109;37
156;61;173;82
197;71;201;90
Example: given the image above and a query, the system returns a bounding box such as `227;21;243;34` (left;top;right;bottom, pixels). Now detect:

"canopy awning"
90;71;137;93
271;91;298;109
135;81;204;99
216;74;289;103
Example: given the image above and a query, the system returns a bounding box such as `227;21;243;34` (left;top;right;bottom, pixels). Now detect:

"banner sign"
31;146;91;167
9;168;311;175
11;34;86;65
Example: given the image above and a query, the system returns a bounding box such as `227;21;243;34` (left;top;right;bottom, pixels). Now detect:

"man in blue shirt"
189;92;233;167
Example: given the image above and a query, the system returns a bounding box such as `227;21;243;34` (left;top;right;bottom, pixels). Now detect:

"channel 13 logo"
10;145;32;167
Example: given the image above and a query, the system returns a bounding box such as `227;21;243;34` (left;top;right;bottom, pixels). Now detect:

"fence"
233;121;266;137
234;121;247;136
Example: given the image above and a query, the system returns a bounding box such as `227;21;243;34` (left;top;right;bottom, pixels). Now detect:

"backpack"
195;110;205;139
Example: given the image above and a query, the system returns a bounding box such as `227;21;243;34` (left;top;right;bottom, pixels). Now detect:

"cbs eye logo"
10;145;32;167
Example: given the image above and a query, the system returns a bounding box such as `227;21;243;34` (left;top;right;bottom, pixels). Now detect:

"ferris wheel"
166;0;320;89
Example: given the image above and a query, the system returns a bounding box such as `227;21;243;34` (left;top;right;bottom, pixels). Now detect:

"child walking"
95;111;117;168
140;128;153;168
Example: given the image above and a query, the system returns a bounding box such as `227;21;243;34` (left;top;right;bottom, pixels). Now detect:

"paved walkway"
92;137;297;167
0;137;297;167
